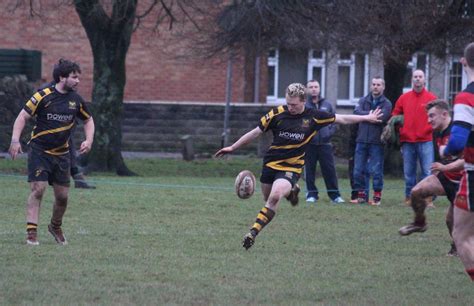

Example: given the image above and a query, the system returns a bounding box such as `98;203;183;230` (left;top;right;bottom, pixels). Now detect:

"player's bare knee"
411;186;425;199
30;185;46;200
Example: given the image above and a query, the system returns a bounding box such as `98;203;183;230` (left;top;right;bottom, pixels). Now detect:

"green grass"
1;157;473;305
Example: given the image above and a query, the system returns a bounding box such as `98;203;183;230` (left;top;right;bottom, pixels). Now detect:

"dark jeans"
402;141;434;197
354;143;384;193
304;143;341;200
349;157;369;199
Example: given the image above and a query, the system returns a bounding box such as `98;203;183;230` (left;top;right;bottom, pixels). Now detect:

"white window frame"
402;53;430;93
336;52;369;106
266;49;279;104
307;50;326;98
266;49;327;105
445;55;468;101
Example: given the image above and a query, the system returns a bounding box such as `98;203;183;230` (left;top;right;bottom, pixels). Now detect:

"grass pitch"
1;157;473;305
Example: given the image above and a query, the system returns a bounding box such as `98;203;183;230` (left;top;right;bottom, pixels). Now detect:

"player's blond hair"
286;83;306;101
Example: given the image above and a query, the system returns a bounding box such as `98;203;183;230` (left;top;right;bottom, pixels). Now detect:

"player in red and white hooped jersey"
442;42;474;281
399;99;463;257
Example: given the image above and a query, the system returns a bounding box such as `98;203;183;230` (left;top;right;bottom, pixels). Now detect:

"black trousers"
69;125;79;176
304;143;341;200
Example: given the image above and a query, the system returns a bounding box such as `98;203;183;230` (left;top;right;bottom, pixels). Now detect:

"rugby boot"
48;224;68;245
26;229;39;246
398;222;428;236
242;232;256;250
286;184;300;206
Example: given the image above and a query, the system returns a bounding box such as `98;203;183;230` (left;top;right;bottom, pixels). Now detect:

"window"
267;49;279;102
307;50;326;98
266;49;367;105
402;53;429;92
267;49;309;104
447;56;467;102
0;49;42;81
336;52;369;106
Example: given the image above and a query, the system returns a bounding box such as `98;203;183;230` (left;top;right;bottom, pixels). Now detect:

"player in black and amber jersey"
399;99;464;257
215;83;382;250
8;59;95;246
37;80;95;189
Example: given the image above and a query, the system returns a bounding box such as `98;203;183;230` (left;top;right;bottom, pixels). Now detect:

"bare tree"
331;0;473;103
5;0;205;175
196;0;473;103
189;0;333;59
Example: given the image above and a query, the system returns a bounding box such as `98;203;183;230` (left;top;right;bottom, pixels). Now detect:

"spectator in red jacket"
392;70;437;204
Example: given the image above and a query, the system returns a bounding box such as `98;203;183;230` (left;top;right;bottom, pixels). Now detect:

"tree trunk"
86;58;134;175
383;54;411;176
74;1;137;175
383;59;408;105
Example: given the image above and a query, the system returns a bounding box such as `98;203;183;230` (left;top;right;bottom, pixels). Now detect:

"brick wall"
0;3;266;103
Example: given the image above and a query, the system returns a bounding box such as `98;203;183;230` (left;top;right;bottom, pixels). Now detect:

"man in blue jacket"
304;80;344;203
353;77;392;205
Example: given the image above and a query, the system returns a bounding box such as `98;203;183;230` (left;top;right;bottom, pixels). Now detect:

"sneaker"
370;191;382;206
331;196;345;204
242;232;256;250
351;192;358;201
349;199;359;204
286;184;300;206
398;222;428;236
306;196;317;203
447;243;458;257
357;191;366;204
48;224;68;245
26;229;39;246
405;197;411;206
73;173;96;189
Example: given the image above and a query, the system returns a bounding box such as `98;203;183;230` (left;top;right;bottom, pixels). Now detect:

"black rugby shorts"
28;146;71;186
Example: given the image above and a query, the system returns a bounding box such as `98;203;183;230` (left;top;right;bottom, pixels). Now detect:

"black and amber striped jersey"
258;105;335;174
23;86;92;155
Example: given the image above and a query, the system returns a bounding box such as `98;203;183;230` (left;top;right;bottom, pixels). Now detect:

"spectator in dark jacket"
304;80;344;204
353;76;392;205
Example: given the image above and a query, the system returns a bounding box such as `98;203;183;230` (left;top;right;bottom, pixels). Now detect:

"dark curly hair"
52;58;81;83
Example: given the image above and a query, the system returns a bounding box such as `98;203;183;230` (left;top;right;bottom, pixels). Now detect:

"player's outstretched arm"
79;117;95;154
431;159;464;173
9;110;31;160
335;108;383;125
214;127;263;157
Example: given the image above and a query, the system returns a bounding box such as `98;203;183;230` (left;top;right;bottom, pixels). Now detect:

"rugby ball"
235;170;256;199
